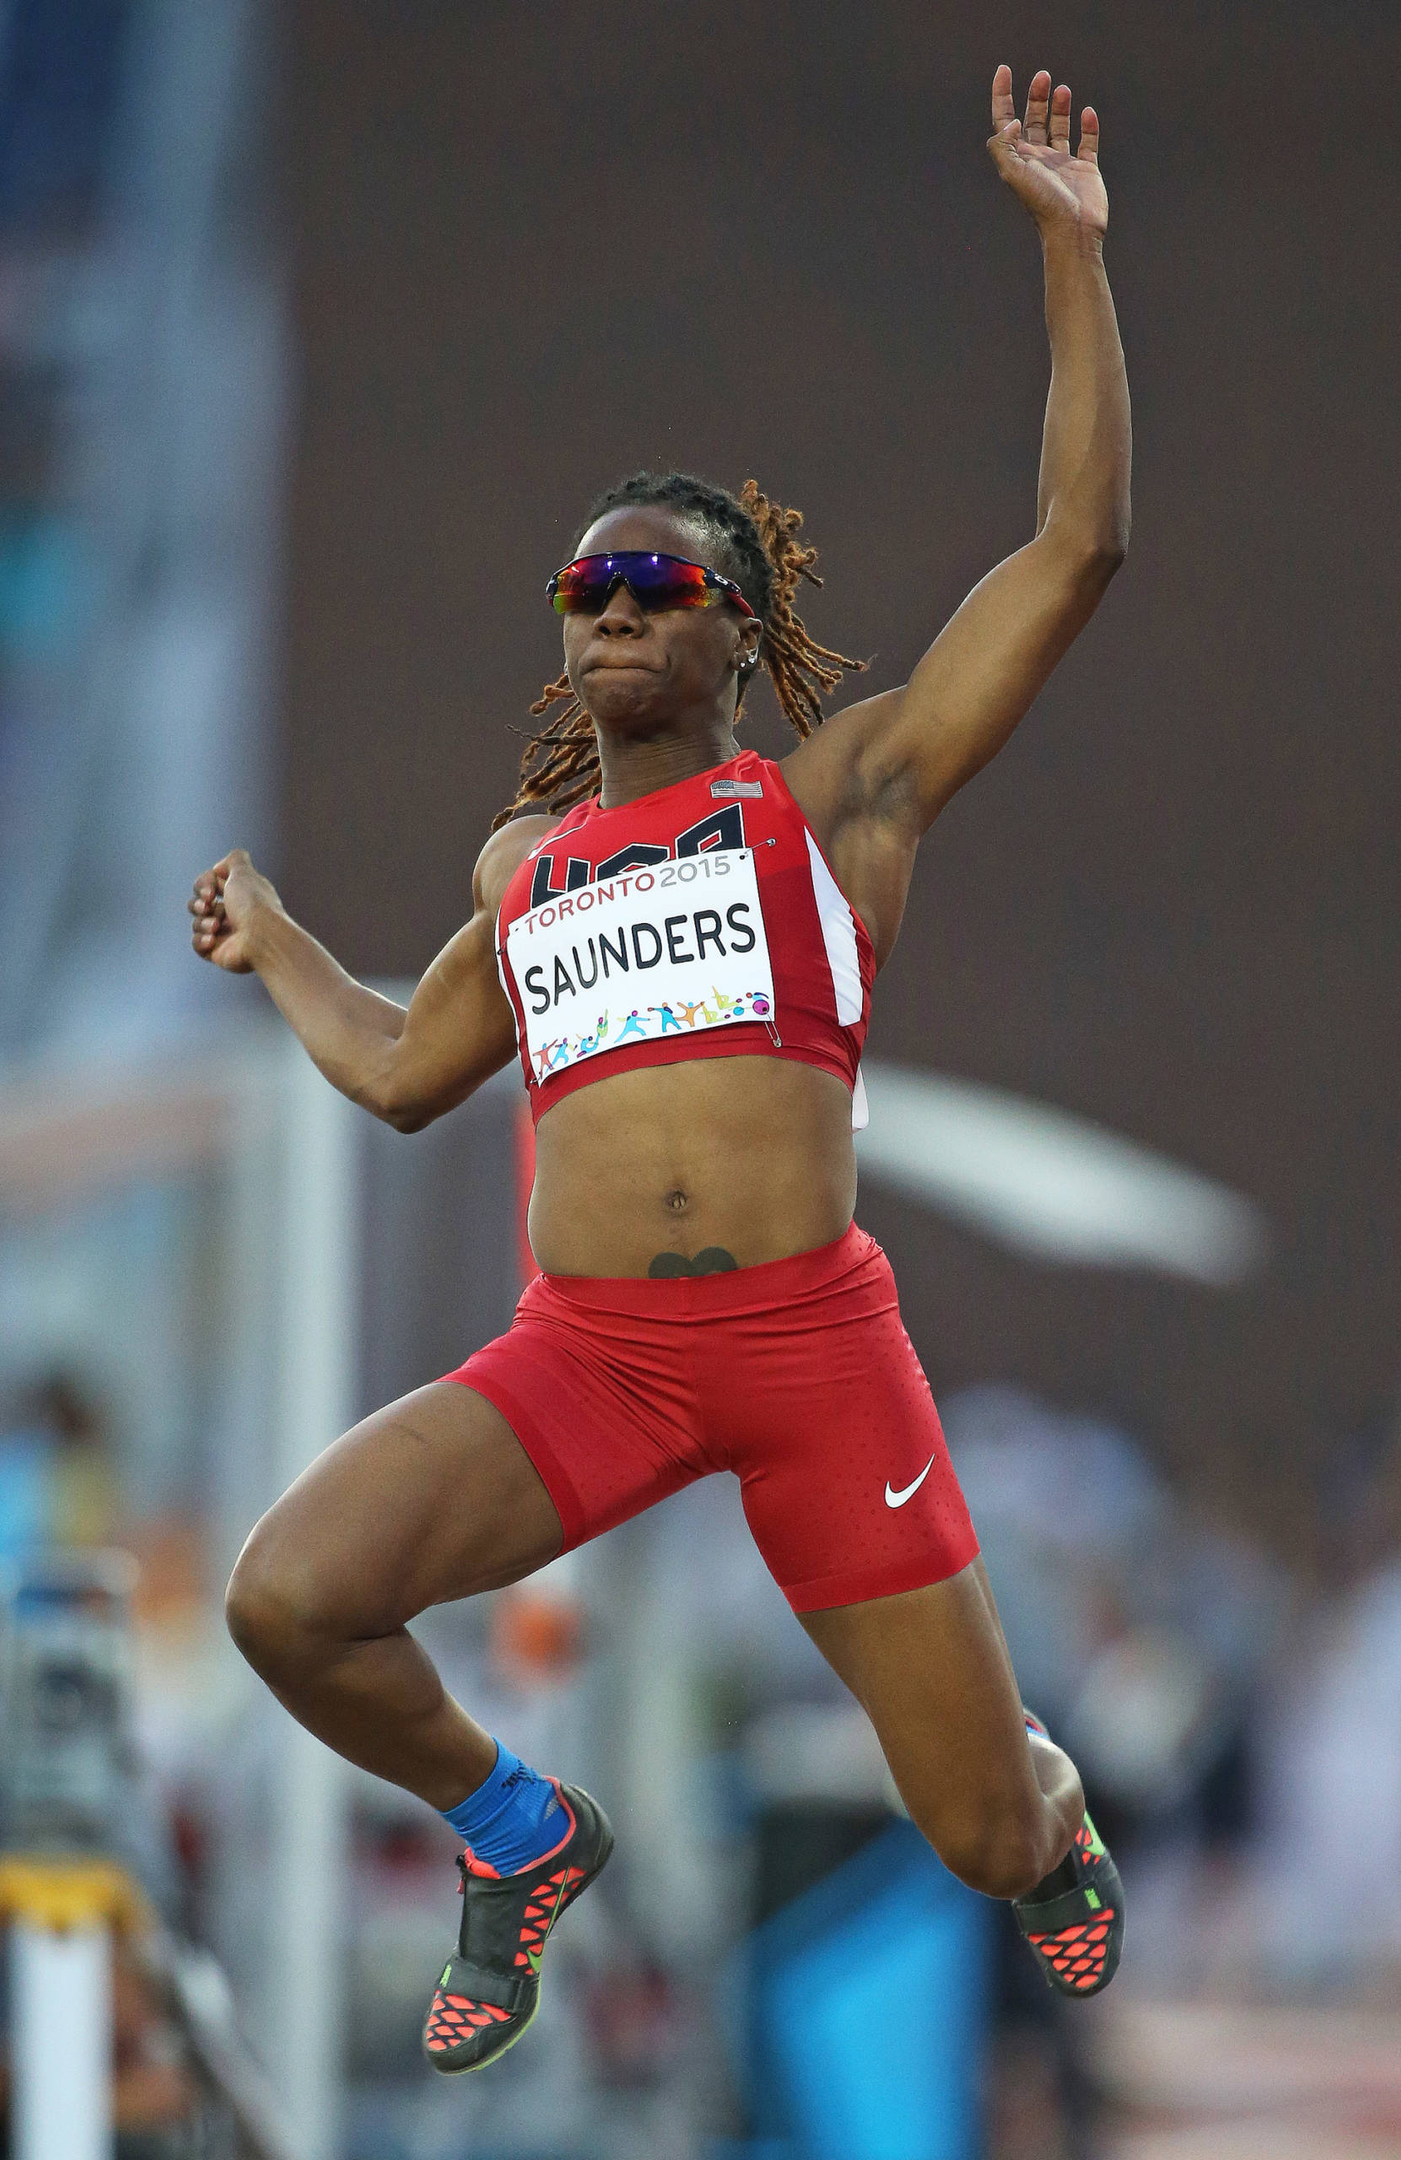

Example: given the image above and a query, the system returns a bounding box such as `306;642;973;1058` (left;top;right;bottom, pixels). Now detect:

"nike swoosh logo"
885;1454;937;1509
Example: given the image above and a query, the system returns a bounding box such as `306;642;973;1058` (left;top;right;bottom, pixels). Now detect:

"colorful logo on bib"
533;986;773;1081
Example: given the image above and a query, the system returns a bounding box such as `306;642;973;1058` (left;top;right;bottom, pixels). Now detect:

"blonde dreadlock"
490;472;865;831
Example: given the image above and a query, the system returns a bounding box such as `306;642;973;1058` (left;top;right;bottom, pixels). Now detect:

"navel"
665;1189;689;1214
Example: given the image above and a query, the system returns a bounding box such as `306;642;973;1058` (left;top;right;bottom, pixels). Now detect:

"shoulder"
472;814;558;915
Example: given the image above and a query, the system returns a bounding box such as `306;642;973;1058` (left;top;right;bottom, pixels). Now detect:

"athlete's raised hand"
986;65;1107;241
189;848;282;973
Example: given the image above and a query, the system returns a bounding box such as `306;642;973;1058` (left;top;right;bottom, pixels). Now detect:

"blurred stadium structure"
3;3;1400;2158
0;0;283;1062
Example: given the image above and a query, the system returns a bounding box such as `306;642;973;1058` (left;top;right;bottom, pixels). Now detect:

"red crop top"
494;750;874;1126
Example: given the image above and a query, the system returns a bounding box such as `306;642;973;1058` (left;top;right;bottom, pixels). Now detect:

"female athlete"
191;66;1132;2071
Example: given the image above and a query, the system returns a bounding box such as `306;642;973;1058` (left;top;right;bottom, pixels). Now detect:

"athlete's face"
560;506;762;735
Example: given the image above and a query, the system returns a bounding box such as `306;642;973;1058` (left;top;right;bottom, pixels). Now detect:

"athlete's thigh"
727;1293;976;1612
800;1557;1040;1831
242;1382;563;1632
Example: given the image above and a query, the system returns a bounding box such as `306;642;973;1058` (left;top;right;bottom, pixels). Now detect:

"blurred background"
1;2;1398;2156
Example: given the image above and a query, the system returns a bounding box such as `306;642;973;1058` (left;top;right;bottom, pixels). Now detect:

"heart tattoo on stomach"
647;1248;740;1279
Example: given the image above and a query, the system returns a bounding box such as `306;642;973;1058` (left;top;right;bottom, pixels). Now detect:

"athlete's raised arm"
787;65;1130;945
189;819;552;1129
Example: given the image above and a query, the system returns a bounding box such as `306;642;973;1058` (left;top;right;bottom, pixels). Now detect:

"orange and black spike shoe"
1013;1716;1125;1998
422;1780;613;2075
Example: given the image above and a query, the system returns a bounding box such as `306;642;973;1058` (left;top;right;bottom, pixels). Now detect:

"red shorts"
443;1223;978;1613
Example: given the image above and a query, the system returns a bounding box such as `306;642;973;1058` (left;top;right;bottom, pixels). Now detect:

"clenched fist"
188;849;283;974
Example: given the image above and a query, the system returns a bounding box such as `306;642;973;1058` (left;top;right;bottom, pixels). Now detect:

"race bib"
505;849;776;1085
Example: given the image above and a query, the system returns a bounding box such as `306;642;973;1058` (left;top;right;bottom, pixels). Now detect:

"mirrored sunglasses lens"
549;561;607;613
618;557;712;607
550;554;716;613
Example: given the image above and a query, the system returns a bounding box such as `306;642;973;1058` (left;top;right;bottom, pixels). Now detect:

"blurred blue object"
708;2145;793;2160
0;513;92;657
0;1427;50;1558
741;1820;993;2160
0;0;130;228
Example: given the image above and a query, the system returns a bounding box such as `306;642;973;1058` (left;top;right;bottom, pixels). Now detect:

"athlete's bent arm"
788;65;1130;940
189;820;550;1130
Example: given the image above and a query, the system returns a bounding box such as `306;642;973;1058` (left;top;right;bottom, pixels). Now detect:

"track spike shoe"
422;1779;613;2074
1014;1715;1125;1998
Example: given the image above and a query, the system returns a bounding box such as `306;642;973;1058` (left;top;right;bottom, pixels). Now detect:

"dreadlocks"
490;472;865;831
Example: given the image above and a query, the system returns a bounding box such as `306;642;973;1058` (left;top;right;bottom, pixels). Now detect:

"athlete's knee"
913;1791;1052;1901
225;1518;342;1677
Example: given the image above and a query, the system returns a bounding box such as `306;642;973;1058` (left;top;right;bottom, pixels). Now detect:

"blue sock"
440;1742;565;1875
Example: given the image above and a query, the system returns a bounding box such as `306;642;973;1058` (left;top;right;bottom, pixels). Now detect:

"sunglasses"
546;551;757;618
